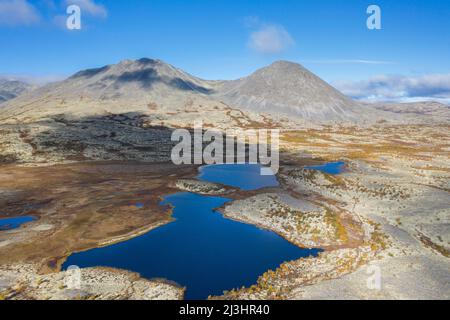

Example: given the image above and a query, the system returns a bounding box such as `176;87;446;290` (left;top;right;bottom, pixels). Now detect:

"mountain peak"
261;60;310;74
70;58;168;79
58;57;215;104
117;58;163;67
216;60;359;121
251;60;314;82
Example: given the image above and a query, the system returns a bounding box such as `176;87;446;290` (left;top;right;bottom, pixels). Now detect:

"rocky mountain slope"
214;61;364;121
0;59;218;123
0;58;386;125
0;58;448;164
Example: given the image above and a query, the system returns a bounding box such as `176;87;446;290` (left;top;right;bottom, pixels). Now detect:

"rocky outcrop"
221;193;361;248
0;264;184;300
174;179;232;195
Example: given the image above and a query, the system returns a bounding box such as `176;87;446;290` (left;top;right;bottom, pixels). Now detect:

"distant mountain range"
374;101;450;116
0;58;448;125
0;58;448;165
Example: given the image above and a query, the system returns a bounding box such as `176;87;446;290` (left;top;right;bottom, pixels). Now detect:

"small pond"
0;216;36;231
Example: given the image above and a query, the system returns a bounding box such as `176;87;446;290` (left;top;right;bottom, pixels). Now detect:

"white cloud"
0;0;40;26
248;24;295;54
65;0;107;18
333;73;450;104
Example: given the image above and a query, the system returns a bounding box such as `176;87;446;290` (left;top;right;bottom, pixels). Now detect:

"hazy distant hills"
0;79;33;104
375;101;450;116
1;58;448;125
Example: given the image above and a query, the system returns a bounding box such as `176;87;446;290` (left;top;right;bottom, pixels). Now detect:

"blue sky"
1;0;450;102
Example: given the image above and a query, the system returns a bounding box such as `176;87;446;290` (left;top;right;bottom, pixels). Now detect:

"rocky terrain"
0;59;290;130
0;264;183;300
220;192;363;249
0;58;449;300
214;61;366;121
174;179;233;195
375;101;450;117
0;58;448;167
1;58;448;130
216;124;450;300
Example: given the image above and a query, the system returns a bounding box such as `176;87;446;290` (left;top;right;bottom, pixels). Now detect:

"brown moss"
417;232;450;258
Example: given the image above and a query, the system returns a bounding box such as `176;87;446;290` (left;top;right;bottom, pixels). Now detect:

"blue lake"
306;161;346;175
0;216;36;231
63;164;320;300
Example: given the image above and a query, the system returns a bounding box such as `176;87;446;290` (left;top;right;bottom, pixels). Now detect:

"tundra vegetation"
0;59;449;300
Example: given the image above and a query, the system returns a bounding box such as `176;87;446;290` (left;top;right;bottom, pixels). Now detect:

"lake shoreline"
62;164;321;300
